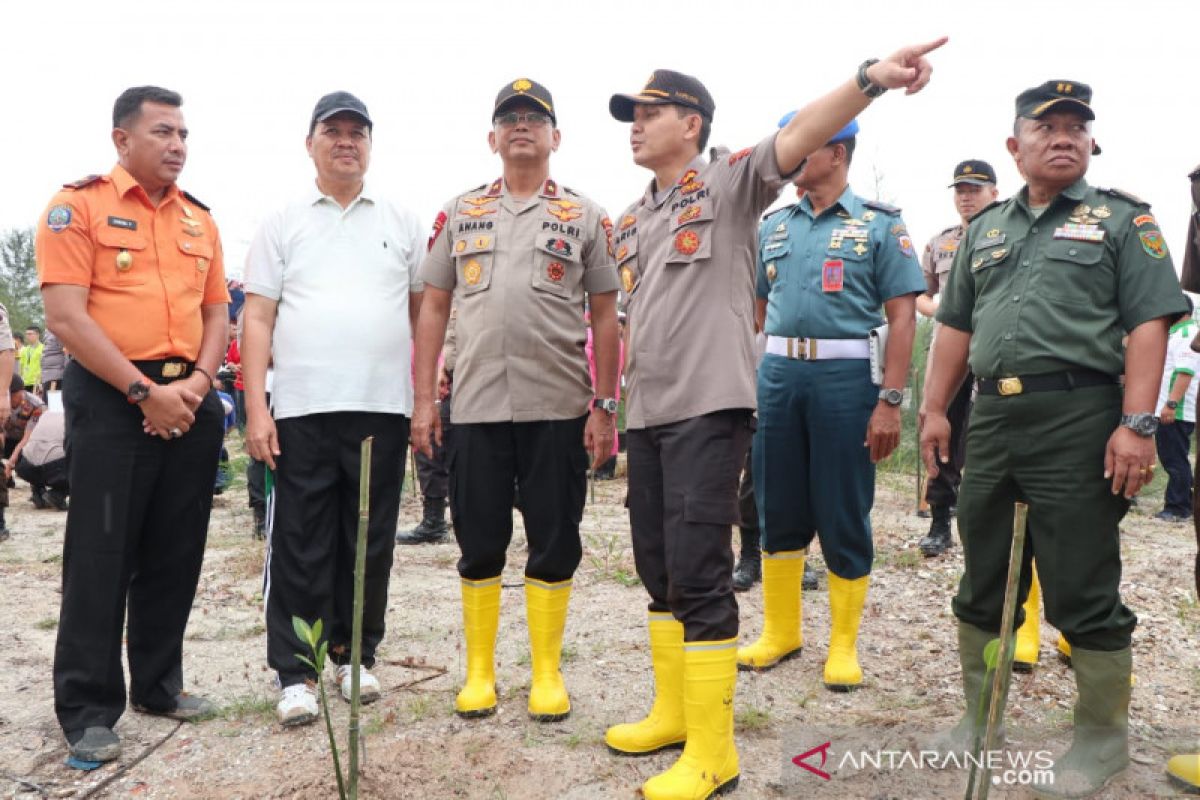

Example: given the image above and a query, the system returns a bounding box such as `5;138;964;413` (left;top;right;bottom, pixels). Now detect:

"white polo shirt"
1157;316;1200;423
244;182;424;421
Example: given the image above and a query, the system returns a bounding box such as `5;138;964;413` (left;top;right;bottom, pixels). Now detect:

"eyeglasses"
494;111;553;128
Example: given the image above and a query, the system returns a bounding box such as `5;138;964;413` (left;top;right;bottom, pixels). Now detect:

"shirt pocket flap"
669;202;714;232
761;239;792;261
177;238;215;259
616;238;638;265
1045;238;1104;267
96;228;148;251
452;234;496;258
969;243;1012;272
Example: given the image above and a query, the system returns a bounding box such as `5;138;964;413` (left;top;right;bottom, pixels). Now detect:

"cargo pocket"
1041;238;1107;307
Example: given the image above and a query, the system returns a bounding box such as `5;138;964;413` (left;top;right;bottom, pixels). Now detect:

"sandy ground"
1;448;1198;799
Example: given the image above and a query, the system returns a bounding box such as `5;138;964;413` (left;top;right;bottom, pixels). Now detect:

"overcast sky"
3;0;1197;278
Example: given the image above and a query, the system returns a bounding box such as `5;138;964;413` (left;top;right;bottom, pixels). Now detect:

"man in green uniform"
921;80;1187;799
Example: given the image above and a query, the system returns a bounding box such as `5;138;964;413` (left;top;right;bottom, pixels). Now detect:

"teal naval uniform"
754;185;925;578
937;175;1187;648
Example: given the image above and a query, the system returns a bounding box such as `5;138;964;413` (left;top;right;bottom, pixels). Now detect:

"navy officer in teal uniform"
738;116;926;691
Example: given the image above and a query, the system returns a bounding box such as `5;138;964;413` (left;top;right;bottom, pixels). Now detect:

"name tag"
1053;223;1105;242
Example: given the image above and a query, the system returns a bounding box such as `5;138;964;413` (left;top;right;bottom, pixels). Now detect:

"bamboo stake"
348;436;373;800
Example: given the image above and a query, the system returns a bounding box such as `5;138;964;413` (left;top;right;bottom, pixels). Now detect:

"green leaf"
312;618;324;646
293;616;312;644
982;638;1001;670
317;641;329;670
296;654;317;671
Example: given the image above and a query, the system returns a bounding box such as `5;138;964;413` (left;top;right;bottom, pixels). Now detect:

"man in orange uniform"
35;85;230;764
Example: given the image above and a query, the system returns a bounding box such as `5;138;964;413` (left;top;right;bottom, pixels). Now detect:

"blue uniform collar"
796;184;858;220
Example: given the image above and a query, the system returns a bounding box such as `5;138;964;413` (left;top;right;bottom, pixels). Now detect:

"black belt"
133;359;195;384
976;369;1118;397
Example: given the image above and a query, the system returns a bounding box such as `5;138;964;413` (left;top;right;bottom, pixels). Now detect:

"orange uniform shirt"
35;164;230;361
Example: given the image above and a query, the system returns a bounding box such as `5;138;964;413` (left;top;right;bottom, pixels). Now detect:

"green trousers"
952;384;1136;651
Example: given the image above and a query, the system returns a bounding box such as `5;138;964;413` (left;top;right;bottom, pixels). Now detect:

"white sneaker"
277;683;319;727
335;665;381;703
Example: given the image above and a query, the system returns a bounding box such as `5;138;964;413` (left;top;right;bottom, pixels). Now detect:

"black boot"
919;505;953;557
46;488;68;511
0;507;9;542
732;527;761;592
252;505;266;540
396;496;449;544
30;486;49;509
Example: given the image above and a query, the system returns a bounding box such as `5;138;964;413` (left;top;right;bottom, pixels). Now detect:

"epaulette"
762;203;796;222
939;224;960;236
62;174;103;190
1097;187;1150;208
467;182;488;193
967;200;1003;225
182;190;210;211
862;199;902;215
564;185;580;196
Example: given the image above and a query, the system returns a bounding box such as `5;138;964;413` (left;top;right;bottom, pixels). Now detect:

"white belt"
765;335;870;361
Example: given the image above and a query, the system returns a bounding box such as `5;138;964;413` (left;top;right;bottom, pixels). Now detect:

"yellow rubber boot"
1014;567;1042;672
1167;753;1200;793
642;639;740;800
824;573;869;691
605;612;686;755
1057;632;1073;668
525;577;572;721
736;550;803;671
455;576;501;718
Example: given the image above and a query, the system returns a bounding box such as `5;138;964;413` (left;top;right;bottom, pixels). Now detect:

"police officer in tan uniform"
411;79;620;725
603;39;946;800
916;159;998;557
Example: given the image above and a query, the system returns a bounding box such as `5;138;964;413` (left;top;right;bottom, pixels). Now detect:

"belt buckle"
805;339;818;360
789;338;817;360
162;362;185;379
997;377;1023;396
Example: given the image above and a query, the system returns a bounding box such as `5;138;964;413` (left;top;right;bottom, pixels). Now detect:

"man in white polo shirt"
242;91;424;726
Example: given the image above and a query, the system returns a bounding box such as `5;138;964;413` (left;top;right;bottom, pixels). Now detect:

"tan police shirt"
920;223;964;297
420;178;619;423
615;134;790;429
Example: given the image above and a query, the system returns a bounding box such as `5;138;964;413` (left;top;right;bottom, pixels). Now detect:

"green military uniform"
938;175;1186;649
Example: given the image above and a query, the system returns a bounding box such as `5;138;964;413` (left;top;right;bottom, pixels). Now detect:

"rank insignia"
617;244;629;262
464;259;483;285
455;240;467;253
1132;214;1156;227
853;242;868;256
487;178;503;196
115;249;133;271
546;238;573;257
550;199;582;211
1139;230;1167;259
861;210;877;222
677;206;701;225
541;179;559;197
728;147;752;166
428;211;448;252
1092;205;1111;219
897;235;914;258
681;179;704;195
462;195;497;207
474;236;491;249
47;204;72;233
679;169;698;186
620;214;637;231
547;261;565;282
674;230;700;255
548;207;582;222
620;265;636;294
766;262;777;283
1072;204;1090;217
822;259;844;292
461;207;496;219
181;217;200;228
1053;223;1105;242
845;218;865;227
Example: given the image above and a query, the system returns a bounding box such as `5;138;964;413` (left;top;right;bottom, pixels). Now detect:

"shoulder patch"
862;199;901;215
967;200;1004;225
1097;187;1150;208
62;174;103;190
181;190;210;211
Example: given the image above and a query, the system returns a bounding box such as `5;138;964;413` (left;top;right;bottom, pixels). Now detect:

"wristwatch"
878;387;904;407
856;58;888;98
1167;400;1179;410
593;397;618;414
1120;412;1159;437
126;377;153;404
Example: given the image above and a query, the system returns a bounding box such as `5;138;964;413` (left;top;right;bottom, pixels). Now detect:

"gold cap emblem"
513;79;532;92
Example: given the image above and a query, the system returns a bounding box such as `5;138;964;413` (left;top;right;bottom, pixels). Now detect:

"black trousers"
16;455;68;491
266;412;408;687
627;410;753;642
450;416;587;582
246;391;270;513
1155;420;1194;515
925;373;973;508
53;361;223;734
737;447;757;533
415;395;452;499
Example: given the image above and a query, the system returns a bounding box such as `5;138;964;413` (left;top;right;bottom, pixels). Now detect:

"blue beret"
777;111;859;144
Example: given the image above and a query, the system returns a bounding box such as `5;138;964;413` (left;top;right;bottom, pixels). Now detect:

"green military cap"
1015;80;1094;121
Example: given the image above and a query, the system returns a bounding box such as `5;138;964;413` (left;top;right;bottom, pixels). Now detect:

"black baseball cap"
610;70;715;122
494;78;556;124
310;91;372;130
949;160;997;188
1015;80;1094;121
